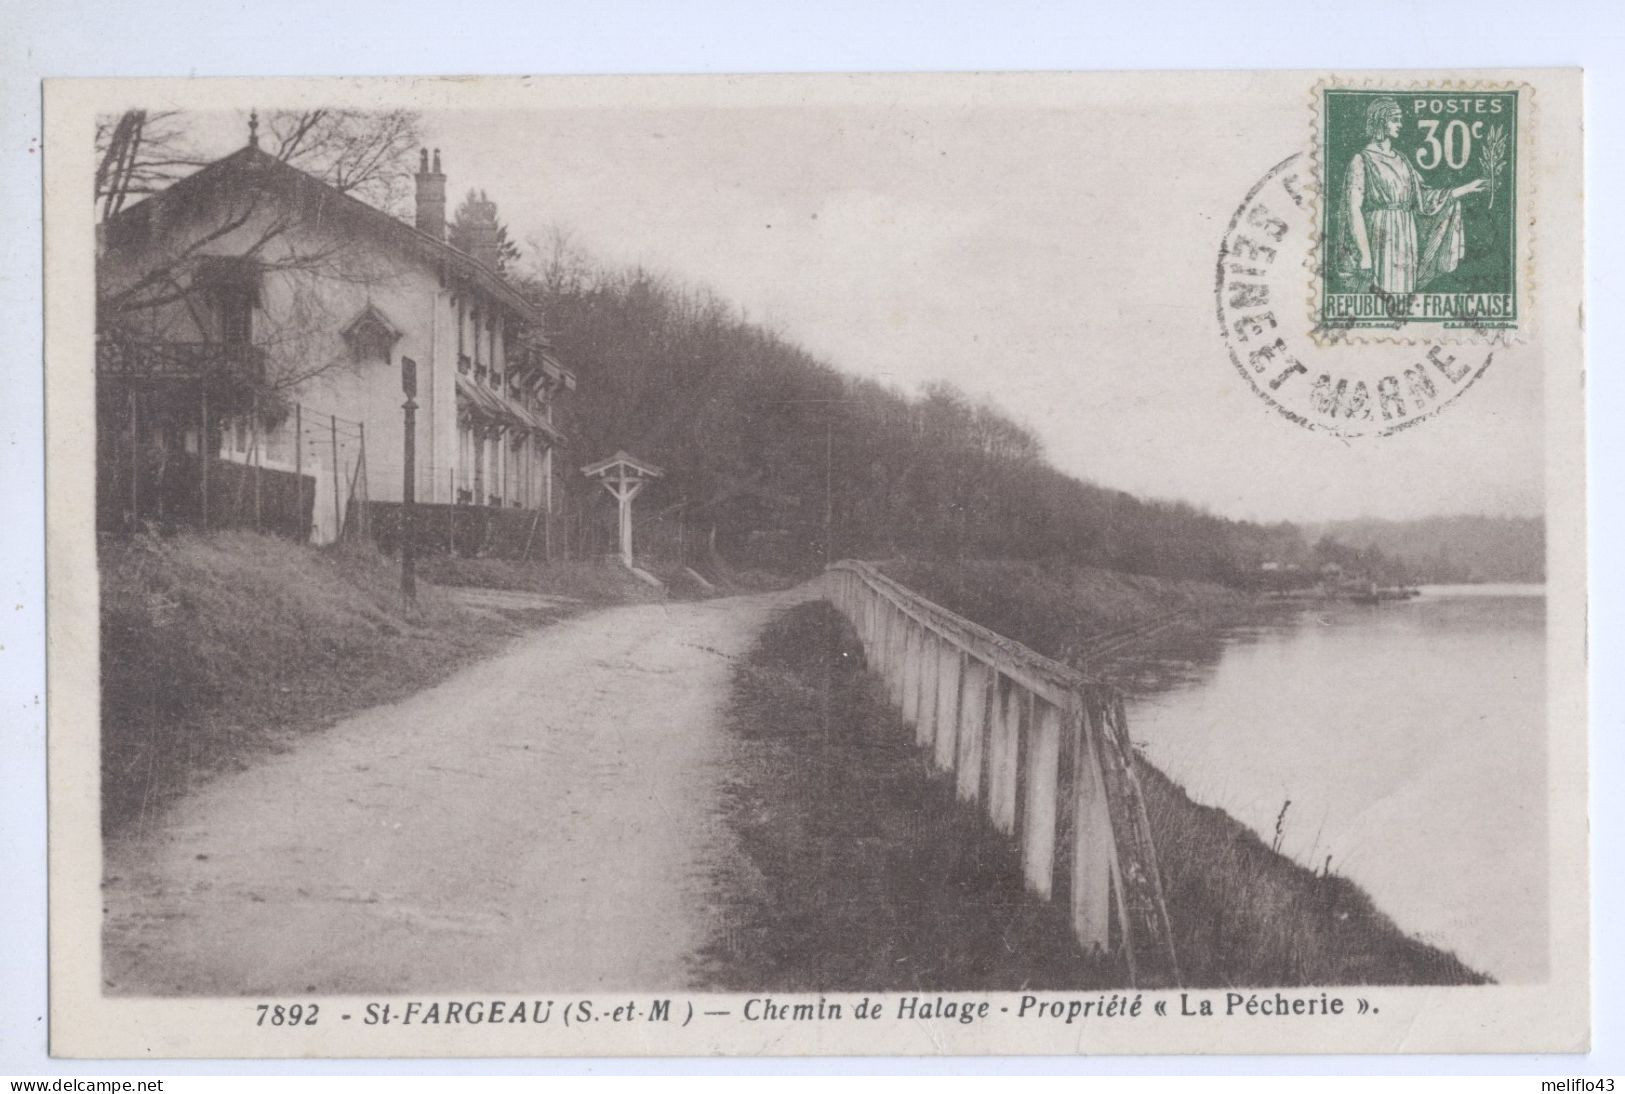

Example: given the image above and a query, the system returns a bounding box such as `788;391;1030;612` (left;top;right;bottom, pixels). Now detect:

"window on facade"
197;257;262;346
217;285;254;345
486;316;499;387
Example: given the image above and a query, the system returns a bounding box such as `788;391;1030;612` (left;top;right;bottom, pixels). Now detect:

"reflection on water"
1123;586;1546;983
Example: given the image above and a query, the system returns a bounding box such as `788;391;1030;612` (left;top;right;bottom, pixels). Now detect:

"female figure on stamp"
1340;97;1486;295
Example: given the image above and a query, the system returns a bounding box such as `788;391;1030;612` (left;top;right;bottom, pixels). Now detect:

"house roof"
107;144;544;326
456;373;563;444
340;302;403;344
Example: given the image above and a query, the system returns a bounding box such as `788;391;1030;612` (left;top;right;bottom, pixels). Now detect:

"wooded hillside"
1312;516;1545;583
522;245;1536;585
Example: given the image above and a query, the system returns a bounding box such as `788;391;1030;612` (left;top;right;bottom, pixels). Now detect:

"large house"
96;122;574;546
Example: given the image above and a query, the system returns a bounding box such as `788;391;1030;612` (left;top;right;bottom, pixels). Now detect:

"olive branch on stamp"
1481;123;1510;210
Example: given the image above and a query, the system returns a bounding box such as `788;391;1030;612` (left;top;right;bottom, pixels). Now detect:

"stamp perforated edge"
1216;153;1500;441
1305;76;1537;348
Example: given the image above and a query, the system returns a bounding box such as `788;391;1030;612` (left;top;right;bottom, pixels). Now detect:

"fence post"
932;644;962;772
1021;697;1062;898
986;677;1020;835
294;403;304;541
956;659;990;802
357;421;369;536
129;391;141;527
1051;697;1084;937
891;605;908;707
329;415;342;544
884;604;903;705
400;398;416;601
199;391;209;531
1072;694;1117;953
916;631;938;749
901;618;921;729
251;395;262;533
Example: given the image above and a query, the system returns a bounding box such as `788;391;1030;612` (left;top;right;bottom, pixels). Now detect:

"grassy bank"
715;599;1484;988
1140;763;1483;985
99;532;647;834
703;600;1122;990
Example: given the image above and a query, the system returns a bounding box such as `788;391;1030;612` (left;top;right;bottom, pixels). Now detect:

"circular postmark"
1217;154;1494;438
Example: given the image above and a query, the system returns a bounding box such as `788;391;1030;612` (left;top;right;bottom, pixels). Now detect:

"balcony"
96;338;268;384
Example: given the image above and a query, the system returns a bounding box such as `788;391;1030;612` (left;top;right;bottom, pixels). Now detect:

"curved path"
103;587;811;996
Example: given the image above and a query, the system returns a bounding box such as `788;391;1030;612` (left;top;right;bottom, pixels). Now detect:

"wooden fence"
96;389;367;547
97;449;315;542
825;559;1180;987
365;500;552;560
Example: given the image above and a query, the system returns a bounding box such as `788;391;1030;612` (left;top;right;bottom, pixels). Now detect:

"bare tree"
95;108;423;224
95;111;211;222
259;109;422;215
522;224;597;297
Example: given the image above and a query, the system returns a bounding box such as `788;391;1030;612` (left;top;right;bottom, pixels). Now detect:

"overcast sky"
182;90;1545;524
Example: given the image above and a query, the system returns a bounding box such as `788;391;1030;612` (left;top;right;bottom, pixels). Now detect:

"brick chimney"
464;192;502;271
414;148;446;241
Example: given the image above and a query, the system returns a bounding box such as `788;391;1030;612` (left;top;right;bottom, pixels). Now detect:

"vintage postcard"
44;70;1587;1058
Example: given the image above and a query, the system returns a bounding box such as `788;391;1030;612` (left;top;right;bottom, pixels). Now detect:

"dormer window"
341;303;403;363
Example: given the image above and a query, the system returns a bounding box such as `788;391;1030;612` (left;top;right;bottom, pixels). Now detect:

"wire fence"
97;387;712;569
96;389;369;546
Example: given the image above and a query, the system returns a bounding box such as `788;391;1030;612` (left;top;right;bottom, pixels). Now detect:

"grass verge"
99;531;629;835
712;599;1484;988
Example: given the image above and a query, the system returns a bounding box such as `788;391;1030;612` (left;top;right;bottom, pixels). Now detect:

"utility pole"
401;357;418;602
824;417;833;567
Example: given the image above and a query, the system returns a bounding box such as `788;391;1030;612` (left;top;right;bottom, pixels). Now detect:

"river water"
1123;585;1546;983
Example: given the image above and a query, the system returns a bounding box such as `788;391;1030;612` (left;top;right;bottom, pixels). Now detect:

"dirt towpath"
103;587;813;995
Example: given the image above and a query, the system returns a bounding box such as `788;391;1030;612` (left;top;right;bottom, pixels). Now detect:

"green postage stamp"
1318;86;1520;336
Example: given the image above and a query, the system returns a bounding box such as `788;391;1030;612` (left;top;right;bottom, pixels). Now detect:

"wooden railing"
96;338;268;383
824;560;1180;987
365;500;549;560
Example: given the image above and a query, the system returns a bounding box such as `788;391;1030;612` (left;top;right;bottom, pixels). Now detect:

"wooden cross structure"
581;451;664;569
